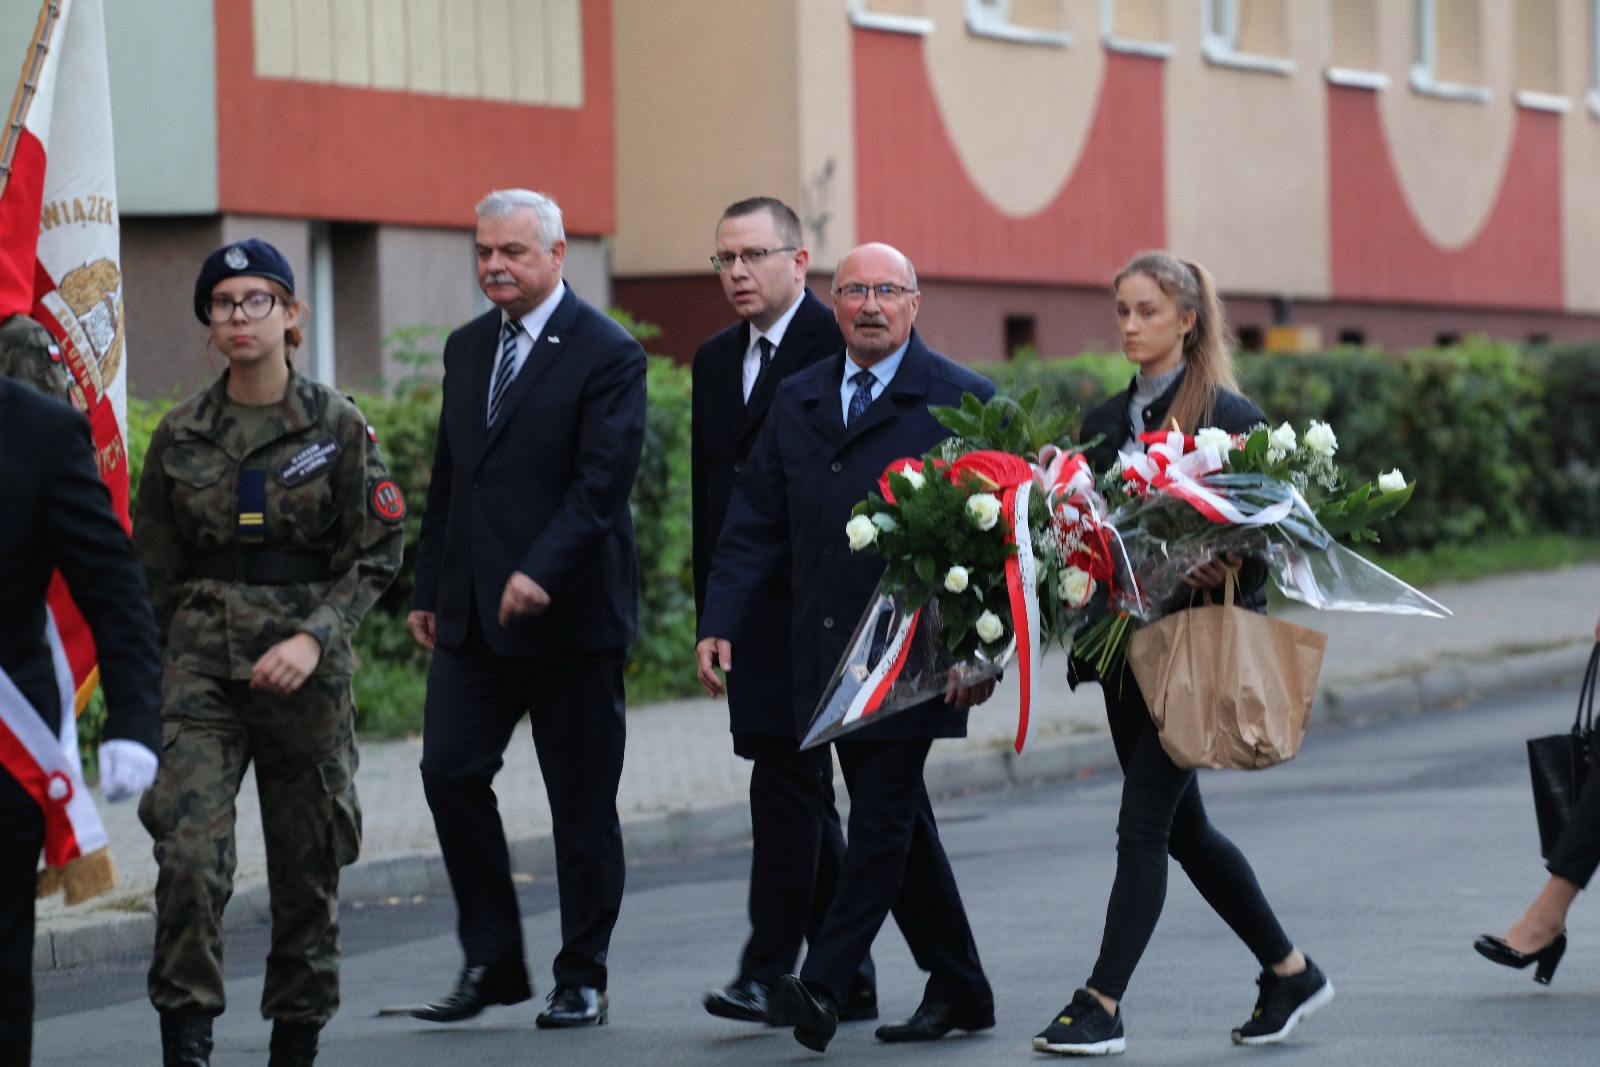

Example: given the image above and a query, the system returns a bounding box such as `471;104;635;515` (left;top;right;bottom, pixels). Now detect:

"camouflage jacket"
0;314;77;406
132;369;404;679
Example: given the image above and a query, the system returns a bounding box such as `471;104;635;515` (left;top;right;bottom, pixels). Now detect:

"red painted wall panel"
1327;86;1561;310
853;29;1164;285
213;0;615;234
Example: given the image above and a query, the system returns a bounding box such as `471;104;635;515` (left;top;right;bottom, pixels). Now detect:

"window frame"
1322;0;1389;90
848;0;934;37
1099;0;1175;59
965;0;1071;47
1409;0;1491;103
1200;0;1295;76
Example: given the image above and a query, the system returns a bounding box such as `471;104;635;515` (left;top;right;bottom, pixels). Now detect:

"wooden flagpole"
0;0;62;203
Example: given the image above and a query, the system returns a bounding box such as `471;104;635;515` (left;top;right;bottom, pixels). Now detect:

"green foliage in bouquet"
928;386;1078;459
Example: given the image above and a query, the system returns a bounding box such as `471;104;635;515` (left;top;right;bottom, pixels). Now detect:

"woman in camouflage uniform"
132;240;404;1067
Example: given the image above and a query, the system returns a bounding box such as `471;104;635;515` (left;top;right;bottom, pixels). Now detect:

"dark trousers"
420;625;627;990
732;734;873;994
1;783;45;1067
799;739;990;1007
1548;747;1600;888
1087;665;1294;1001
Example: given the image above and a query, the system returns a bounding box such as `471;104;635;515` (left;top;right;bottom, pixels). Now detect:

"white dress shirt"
742;293;805;402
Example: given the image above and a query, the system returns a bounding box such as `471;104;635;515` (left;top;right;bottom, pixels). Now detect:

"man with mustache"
692;199;877;1026
408;189;647;1030
697;242;998;1053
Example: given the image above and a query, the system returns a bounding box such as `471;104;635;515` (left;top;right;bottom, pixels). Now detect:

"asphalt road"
33;685;1600;1065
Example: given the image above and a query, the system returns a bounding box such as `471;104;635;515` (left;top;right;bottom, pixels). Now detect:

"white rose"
898;463;925;491
966;493;1001;531
845;514;878;551
1194;427;1234;455
1303;420;1338;457
870;512;898;533
1377;468;1407;494
1268;422;1297;453
1057;566;1094;608
944;566;970;594
975;610;1005;643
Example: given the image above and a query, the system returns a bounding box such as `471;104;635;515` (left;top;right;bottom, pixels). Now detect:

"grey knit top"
1127;363;1184;437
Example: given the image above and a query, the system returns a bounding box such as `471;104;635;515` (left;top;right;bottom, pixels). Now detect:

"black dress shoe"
536;984;609;1028
410;962;533;1023
1474;932;1568;985
838;986;879;1023
769;974;838;1052
704;977;770;1022
874;997;996;1042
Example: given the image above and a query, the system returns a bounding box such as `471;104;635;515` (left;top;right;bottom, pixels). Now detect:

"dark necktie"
847;369;875;426
747;336;775;404
488;319;520;426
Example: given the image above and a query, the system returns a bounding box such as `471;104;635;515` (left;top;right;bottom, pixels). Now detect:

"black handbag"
1527;644;1599;860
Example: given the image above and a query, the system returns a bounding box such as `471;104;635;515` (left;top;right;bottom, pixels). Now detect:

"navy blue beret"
194;239;295;324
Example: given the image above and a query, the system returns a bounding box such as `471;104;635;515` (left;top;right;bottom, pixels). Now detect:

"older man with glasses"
697;242;998;1054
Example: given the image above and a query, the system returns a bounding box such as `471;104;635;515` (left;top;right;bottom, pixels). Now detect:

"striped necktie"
847;369;875;426
488;318;520;426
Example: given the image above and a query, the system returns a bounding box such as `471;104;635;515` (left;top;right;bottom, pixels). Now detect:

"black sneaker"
1231;958;1334;1046
1032;989;1125;1056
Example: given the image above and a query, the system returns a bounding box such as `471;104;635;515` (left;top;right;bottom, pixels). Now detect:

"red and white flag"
1;0;130;714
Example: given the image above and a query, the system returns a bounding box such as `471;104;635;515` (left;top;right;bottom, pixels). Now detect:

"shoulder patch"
366;423;378;442
370;478;406;523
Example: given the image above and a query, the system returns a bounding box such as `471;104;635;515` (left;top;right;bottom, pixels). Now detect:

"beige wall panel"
121;218;226;400
476;0;516;100
795;0;857;269
370;0;410;89
330;0;373;85
291;0;335;81
510;0;551;104
1436;0;1484;85
1010;0;1066;32
1328;0;1377;70
1111;0;1165;41
1514;0;1560;93
1235;0;1288;58
442;0;481;96
546;0;585;106
864;0;925;16
920;0;1102;217
1164;1;1329;296
405;0;445;93
1375;0;1514;250
253;0;296;78
613;0;800;275
1559;0;1600;309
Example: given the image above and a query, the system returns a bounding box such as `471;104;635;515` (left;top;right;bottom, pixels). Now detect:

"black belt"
188;550;332;585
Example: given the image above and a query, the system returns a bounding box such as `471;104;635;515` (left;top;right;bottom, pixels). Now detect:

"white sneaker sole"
1032;1035;1127;1056
1231;979;1335;1046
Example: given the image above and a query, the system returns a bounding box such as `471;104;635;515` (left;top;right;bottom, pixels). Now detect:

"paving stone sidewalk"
34;564;1600;968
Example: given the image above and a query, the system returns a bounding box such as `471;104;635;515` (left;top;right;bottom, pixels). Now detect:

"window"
1201;0;1294;75
849;0;934;36
1325;0;1388;89
1100;0;1173;58
1337;329;1366;346
1514;0;1568;110
1005;315;1038;358
1434;331;1462;347
1236;325;1264;352
967;0;1070;46
1411;0;1490;102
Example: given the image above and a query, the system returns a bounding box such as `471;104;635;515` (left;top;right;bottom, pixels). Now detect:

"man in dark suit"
0;375;162;1064
697;243;997;1053
407;189;647;1029
691;198;876;1024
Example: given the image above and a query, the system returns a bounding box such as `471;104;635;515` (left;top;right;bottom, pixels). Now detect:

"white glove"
98;739;159;803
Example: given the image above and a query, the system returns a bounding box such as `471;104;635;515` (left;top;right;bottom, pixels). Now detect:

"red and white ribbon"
839;606;922;729
1120;431;1292;527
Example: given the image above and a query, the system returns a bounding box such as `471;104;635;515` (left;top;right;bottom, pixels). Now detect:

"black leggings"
1086;664;1295;1001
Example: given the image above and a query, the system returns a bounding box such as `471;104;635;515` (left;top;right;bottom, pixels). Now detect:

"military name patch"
277;435;340;486
371;479;406;523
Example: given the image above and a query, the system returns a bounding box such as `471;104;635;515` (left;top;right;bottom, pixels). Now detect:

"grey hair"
476;189;565;249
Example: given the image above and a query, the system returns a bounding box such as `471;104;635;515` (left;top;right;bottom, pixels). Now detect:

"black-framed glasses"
207;292;279;323
710;246;797;272
832;283;915;304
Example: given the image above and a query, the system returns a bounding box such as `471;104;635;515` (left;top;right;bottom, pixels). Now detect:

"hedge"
101;332;1600;747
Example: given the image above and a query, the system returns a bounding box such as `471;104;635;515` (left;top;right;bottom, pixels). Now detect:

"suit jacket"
412;287;648;657
699;332;996;740
691;290;841;737
0;378;161;805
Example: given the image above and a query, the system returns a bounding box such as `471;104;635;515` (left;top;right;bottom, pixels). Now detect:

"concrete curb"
32;642;1590;972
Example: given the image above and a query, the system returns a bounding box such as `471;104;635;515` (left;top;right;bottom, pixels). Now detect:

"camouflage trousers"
138;667;362;1025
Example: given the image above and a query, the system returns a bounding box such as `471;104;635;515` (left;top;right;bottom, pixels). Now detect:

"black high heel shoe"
1473;932;1568;985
